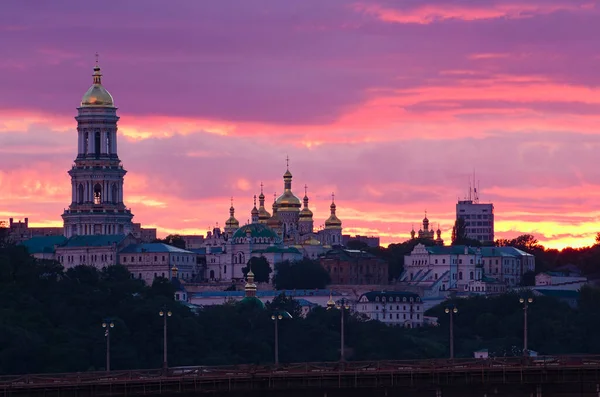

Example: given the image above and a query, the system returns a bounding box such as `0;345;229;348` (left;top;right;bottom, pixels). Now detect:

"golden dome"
325;200;342;229
81;65;114;107
276;191;302;209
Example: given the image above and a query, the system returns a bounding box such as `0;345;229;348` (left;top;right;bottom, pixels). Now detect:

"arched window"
209;270;215;279
470;271;474;280
94;183;102;204
106;132;112;154
84;132;89;155
459;271;463;280
94;130;101;157
111;184;118;204
77;184;84;204
224;265;227;274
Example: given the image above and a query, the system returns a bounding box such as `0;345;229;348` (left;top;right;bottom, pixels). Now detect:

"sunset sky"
1;0;600;249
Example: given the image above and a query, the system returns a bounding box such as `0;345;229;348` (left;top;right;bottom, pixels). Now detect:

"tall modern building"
61;62;134;237
456;184;494;243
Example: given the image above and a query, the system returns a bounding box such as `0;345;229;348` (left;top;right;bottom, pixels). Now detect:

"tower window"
106;133;112;154
94;184;102;204
94;130;101;157
77;184;84;204
111;184;118;204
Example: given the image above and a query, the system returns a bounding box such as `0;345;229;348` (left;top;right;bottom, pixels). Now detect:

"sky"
1;0;600;249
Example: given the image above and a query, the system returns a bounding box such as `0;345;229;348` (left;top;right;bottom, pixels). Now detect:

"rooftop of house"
20;235;68;254
191;289;342;298
120;243;194;254
359;290;421;302
60;234;127;248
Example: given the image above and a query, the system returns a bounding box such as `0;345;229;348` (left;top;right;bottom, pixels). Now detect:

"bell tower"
61;60;134;237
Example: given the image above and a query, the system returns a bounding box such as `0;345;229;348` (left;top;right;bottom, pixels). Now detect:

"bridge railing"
1;355;600;388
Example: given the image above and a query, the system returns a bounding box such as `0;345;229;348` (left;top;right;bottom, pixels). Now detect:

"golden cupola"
299;185;313;219
275;160;301;211
225;198;240;229
325;193;342;229
267;193;282;229
80;60;115;108
257;183;271;223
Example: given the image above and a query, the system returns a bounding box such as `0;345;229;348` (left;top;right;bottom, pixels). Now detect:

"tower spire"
286;155;289;170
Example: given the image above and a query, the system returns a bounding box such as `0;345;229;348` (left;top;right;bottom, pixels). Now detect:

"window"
162;255;165;261
224;265;227;274
161;272;165;278
470;271;474;280
154;256;157;261
123;257;127;263
442;259;446;264
459;272;463;280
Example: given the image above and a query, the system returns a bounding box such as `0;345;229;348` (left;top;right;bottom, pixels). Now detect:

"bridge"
2;356;600;397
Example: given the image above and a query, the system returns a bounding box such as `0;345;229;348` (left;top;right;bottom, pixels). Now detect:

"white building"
119;243;198;284
55;234;137;269
400;244;535;296
535;272;587;289
456;199;494;243
355;291;425;327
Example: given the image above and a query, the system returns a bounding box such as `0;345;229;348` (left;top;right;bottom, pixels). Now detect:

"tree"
266;293;302;319
242;257;272;283
155;234;186;249
273;258;331;290
451;218;467;245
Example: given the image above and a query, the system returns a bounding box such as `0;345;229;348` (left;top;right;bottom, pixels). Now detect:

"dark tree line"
2;240;600;375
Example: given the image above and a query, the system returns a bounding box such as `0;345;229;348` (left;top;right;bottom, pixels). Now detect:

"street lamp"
159;307;172;370
444;305;458;359
271;310;292;366
327;295;351;362
101;319;115;372
519;297;533;357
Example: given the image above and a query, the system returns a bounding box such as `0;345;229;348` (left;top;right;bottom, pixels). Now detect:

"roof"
296;298;318;307
231;223;279;240
188;247;223;255
359;291;421;302
322;248;380;261
20;236;67;254
120;243;193;254
192;289;342;298
422;245;534;258
253;246;301;254
534;289;580;299
61;234;127;248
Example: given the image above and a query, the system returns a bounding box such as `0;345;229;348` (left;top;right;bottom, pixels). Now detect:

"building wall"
120;250;197;285
321;251;388;285
355;297;424;327
7;218;63;244
456;201;494;242
56;246;119;269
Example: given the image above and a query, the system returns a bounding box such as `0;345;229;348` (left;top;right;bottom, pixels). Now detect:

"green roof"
535;289;580;299
62;234;127;248
239;296;265;309
20;236;67;254
253;246;301;254
120;243;193;254
231;223;279;240
423;245;533;258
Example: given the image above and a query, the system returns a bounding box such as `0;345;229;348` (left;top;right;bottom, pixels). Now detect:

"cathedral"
203;164;344;282
410;213;443;245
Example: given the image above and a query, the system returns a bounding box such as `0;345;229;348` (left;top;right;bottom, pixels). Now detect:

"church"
202;164;344;282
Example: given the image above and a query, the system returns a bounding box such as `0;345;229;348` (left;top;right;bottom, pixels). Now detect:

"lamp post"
327;295;350;362
444;306;458;359
159;307;172;370
519;297;533;357
271;310;292;366
101;319;115;372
